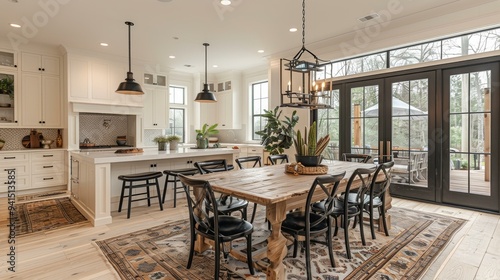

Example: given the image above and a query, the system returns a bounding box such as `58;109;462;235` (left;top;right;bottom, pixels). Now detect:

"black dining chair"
235;156;262;223
268;154;289;165
363;161;394;238
194;159;249;219
281;172;346;279
313;167;376;259
342;153;372;163
178;174;255;279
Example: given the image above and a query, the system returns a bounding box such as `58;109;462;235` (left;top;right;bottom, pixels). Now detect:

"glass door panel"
443;65;497;211
350;85;379;160
318;86;340;161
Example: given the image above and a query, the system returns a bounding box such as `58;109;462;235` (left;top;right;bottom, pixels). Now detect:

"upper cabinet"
0;49;18;70
144;73;166;87
20;52;62;128
67;53;144;107
0;71;19;126
21;52;60;76
199;74;241;129
143;85;169;129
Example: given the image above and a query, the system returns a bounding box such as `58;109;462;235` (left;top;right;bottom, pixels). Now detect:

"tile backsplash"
79;113;129;145
0;128;60;150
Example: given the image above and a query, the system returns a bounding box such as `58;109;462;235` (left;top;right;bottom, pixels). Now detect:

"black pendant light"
116;21;144;95
195;43;217;103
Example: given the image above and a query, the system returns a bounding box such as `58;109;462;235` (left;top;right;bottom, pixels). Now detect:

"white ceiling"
1;0;499;74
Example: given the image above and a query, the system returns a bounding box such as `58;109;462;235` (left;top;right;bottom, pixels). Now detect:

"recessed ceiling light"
212;65;218;68
10;23;21;28
220;0;231;5
257;50;264;53
169;55;175;59
100;43;109;47
289;28;297;32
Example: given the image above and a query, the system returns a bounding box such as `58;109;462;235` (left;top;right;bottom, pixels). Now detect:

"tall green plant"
256;106;299;155
294;121;330;156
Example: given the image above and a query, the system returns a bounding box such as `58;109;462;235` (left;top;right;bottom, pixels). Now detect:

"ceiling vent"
358;13;380;22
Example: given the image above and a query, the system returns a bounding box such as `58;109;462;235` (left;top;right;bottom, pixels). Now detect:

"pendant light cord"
125;21;134;73
203;43;209;85
302;0;305;48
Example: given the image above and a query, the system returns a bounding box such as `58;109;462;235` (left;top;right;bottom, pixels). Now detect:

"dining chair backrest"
366;161;394;199
343;167;377;206
342;153;372;163
194;159;228;174
235;156;262;169
268;154;289;165
306;172;347;218
178;174;219;236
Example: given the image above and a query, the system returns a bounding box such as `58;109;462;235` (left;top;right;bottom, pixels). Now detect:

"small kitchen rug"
14;197;88;236
95;207;466;280
16;190;68;202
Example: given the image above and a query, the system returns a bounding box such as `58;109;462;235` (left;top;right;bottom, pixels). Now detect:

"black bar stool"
118;171;163;219
162;168;199;207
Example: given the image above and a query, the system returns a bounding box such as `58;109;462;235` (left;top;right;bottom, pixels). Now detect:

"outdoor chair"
194;159;249;220
342;153;372;163
179;174;255;278
281;172;346;279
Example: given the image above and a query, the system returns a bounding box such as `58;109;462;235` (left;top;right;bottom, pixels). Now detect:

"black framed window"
168;86;186;142
251;81;268;140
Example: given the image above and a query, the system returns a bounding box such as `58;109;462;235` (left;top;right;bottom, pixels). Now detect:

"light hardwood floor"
0;196;499;280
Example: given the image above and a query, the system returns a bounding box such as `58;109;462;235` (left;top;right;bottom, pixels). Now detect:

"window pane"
169;86;185;105
252;81;268;140
168;108;185;142
390;42;441;67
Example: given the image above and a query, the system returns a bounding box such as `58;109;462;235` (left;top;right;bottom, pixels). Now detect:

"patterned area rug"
95;207;465;279
15;197;88;235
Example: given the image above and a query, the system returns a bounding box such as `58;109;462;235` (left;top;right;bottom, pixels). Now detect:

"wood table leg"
265;202;288;280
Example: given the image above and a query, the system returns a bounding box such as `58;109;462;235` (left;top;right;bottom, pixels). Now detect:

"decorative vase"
295;155;323;166
56;129;63;148
196;134;208;149
158;142;167;151
169;140;178;150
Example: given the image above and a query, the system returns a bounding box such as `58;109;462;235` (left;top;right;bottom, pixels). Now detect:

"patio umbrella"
363;96;427;119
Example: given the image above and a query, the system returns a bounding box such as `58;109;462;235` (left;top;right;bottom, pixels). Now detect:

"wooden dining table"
193;160;386;280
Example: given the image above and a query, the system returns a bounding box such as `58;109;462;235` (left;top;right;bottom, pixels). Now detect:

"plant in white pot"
153;135;169;151
294;121;330;166
0;76;14;107
167;135;181;150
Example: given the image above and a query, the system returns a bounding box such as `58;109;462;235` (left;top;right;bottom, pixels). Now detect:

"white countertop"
71;147;240;164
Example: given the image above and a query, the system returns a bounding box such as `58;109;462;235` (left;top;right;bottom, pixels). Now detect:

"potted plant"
153;135;169;151
0;76;14;107
167;135;181;150
256;106;299;156
293;121;330;166
195;123;219;148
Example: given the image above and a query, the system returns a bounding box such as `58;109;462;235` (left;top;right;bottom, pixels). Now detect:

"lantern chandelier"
280;0;331;109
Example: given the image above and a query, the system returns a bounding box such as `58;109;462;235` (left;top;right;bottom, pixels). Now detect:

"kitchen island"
70;147;240;226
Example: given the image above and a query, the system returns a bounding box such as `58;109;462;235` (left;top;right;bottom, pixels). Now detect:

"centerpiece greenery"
0;77;14;99
294;121;330;166
256;106;299;155
153;135;169;151
195;123;218;148
167;135;181;150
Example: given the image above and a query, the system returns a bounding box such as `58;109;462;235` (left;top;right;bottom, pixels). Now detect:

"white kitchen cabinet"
200;77;240;129
21;73;62;127
0;49;18;70
0;152;30;192
0;71;19;127
0;150;66;193
144;73;167;87
30;150;65;190
143;86;169;129
216;91;238;129
21;52;60;76
67;54;144;107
